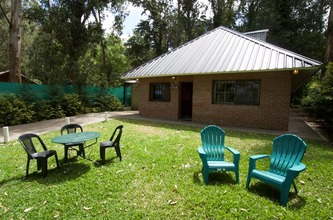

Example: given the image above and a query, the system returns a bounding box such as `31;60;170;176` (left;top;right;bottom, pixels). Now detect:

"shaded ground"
296;109;333;145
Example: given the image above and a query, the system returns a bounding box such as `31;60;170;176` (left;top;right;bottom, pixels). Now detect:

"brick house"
122;26;322;130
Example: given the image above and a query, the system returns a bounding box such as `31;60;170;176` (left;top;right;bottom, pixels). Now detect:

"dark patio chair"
60;124;84;162
100;125;123;163
18;133;60;177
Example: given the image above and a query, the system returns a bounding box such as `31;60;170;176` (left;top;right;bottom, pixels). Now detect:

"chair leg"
246;176;251;189
79;144;85;158
235;170;239;184
100;147;105;164
37;160;42;171
64;146;68;163
293;182;298;194
115;146;122;161
26;157;30;177
41;159;48;177
54;153;60;168
280;190;289;206
203;168;209;184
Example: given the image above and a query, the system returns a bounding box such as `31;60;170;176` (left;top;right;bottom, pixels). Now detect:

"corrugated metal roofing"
122;26;322;79
244;29;269;41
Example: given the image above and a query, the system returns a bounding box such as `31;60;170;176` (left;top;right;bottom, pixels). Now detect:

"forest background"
0;0;332;137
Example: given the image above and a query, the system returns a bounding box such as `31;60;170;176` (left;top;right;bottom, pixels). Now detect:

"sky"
102;3;146;41
102;1;212;42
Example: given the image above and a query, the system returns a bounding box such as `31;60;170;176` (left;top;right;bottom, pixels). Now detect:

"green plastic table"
52;131;101;144
51;131;101;161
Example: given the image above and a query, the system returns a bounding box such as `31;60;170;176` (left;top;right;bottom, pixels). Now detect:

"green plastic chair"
246;134;307;206
198;125;240;184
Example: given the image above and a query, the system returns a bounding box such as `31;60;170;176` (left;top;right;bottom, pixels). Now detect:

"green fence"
0;82;131;106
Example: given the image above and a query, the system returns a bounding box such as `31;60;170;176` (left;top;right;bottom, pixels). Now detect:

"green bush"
93;93;123;112
0;93;35;126
58;93;83;116
301;63;333;123
34;99;65;120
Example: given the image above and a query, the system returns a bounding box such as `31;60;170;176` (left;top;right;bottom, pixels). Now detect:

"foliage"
83;34;129;87
237;0;328;61
0;119;332;219
58;93;83;117
0;1;10;71
92;90;123;112
301;63;333;123
23;0;126;86
34;99;65;121
0;93;35;126
126;0;210;67
208;0;235;28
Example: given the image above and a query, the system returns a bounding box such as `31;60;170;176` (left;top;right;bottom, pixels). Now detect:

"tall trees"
209;0;235;28
126;0;209;67
25;0;125;86
0;3;10;71
0;0;22;82
237;0;329;60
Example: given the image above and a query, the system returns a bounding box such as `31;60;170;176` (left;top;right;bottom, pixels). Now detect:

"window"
213;80;260;105
149;83;171;102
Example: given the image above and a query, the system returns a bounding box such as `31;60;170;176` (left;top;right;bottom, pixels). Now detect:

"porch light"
292;69;299;75
171;76;176;80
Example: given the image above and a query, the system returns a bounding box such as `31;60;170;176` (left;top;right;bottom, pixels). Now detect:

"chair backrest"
110;125;123;146
18;133;47;156
269;134;307;176
61;124;83;135
200;125;226;161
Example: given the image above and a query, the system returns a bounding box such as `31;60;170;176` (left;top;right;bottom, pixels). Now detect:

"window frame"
212;80;260;105
149;83;171;102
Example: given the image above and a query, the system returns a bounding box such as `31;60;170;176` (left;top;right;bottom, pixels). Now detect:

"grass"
0;118;332;219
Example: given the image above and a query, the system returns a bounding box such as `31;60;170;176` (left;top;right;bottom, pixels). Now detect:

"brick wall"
137;72;291;130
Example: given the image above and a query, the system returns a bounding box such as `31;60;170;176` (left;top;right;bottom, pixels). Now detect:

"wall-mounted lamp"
291;69;299;76
171;76;176;80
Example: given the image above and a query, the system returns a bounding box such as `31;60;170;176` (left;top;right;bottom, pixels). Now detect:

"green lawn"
0;118;332;219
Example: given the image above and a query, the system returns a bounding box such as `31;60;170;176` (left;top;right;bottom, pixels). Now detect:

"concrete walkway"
0;110;327;143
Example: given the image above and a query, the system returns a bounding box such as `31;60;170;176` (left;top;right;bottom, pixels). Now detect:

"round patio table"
52;131;101;161
52;131;101;145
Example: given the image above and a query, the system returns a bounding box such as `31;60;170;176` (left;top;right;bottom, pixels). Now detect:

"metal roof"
122;26;322;80
244;29;269;41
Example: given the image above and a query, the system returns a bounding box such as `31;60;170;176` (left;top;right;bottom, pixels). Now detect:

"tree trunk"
9;0;21;83
323;0;333;78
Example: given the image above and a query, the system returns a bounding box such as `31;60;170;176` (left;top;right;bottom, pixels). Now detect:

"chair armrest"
249;154;270;171
250;154;270;161
225;146;240;155
198;146;207;164
285;163;306;185
198;146;206;155
226;146;240;167
287;163;306;176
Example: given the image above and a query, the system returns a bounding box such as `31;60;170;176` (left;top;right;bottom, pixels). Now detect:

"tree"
237;0;328;61
170;0;208;48
0;0;22;82
83;34;129;87
25;0;125;86
208;0;235;28
0;2;10;71
125;21;154;67
324;0;333;70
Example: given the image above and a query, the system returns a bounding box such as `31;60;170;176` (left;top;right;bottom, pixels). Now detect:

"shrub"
0;93;35;126
93;93;123;112
58;93;83;116
301;63;333;123
34;99;65;120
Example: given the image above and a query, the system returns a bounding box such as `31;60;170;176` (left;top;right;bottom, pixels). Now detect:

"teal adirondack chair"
198;125;240;184
246;134;307;206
